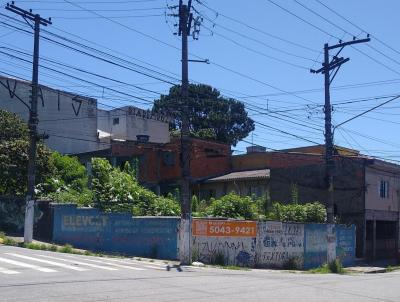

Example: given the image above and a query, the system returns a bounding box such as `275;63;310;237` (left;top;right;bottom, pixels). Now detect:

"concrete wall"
257;221;304;268
192;219;356;269
52;204;179;260
97;107;170;144
50;204;355;266
0;76;101;154
192;220;257;266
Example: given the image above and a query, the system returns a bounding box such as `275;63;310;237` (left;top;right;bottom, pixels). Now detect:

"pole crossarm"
310;36;370;225
327;37;370;50
5;2;51;25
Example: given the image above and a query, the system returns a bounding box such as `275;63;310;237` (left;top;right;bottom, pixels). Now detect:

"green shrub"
268;202;326;223
49;244;58;252
328;259;343;274
91;158;179;216
211;252;225;266
59;244;73;253
207;193;257;220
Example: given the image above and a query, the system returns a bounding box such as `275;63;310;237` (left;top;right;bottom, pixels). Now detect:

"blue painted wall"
52;204;356;267
52;204;179;260
336;224;356;267
303;224;327;269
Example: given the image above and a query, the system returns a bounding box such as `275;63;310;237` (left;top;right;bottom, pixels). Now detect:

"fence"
192;219;356;269
50;204;355;268
52;204;179;260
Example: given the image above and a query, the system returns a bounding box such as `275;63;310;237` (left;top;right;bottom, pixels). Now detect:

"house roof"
205;169;270;183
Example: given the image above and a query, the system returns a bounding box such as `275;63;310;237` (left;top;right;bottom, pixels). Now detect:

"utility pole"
311;36;370;223
311;36;369;262
5;1;51;243
178;0;193;265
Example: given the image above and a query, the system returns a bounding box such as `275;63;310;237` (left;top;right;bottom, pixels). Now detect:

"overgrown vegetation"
206;193;257;220
0;110;53;196
308;259;345;274
267;202;326;223
192;192;326;223
1;109;326;222
91;159;180;216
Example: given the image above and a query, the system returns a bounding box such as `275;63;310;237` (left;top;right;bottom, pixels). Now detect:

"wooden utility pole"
5;1;51;243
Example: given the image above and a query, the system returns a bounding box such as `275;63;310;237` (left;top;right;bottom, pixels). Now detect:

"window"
113;117;119;125
379;180;389;198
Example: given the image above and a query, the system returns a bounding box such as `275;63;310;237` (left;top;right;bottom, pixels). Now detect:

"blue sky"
1;0;400;161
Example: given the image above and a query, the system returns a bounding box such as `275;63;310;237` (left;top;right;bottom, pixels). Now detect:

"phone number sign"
192;220;257;237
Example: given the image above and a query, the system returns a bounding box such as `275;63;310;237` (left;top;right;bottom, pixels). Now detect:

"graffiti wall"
336;224;356;266
192;220;257;266
51;205;355;266
192;220;355;269
257;221;304;268
52;204;179;260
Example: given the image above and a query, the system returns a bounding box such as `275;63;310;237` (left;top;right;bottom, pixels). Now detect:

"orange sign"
192;220;257;237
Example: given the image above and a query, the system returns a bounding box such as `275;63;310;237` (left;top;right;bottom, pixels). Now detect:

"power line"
202;24;310;70
195;0;322;55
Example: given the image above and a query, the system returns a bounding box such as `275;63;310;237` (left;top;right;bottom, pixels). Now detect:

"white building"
97;106;170;144
0;76;170;154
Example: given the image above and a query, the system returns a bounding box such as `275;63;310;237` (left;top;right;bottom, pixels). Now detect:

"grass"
215;265;250;271
308;259;346;274
386;265;400;272
0;231;97;256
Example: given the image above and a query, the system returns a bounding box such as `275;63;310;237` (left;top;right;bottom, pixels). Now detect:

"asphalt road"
0;245;399;302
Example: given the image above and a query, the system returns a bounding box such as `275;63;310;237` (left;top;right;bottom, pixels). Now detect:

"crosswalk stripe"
0;257;57;273
100;258;166;271
142;265;166;271
105;257;167;268
5;253;88;272
63;256;146;271
0;266;20;275
34;254;118;271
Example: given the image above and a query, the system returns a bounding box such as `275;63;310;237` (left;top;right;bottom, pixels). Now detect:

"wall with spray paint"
193;219;356;269
192;220;257;266
50;204;355;267
52;204;179;260
257;221;304;268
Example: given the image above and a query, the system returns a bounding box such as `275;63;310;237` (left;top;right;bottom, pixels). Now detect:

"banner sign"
192;220;257;237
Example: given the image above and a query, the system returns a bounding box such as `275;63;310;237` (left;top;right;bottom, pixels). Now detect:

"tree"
152;84;255;146
0;110;53;196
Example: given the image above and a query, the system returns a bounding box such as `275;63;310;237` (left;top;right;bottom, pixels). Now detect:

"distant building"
226;144;400;261
77;137;232;195
0;75;100;154
0;75;170;154
97;106;170;145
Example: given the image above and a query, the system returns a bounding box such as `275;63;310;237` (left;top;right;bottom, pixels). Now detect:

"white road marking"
63;255;146;271
5;253;88;272
104;257;168;268
0;257;57;273
101;258;167;271
0;266;20;275
34;254;118;271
